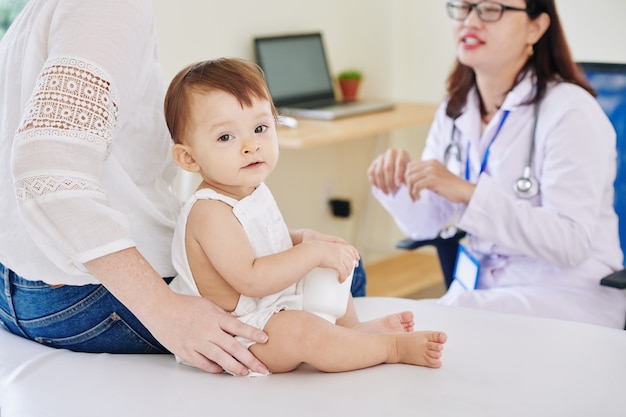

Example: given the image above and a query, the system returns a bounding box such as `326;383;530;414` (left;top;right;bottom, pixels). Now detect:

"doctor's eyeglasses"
446;1;530;22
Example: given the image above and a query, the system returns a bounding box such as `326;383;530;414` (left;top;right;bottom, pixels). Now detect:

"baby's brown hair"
164;58;278;144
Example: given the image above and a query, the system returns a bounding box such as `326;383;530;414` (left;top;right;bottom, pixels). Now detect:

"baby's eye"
255;125;268;134
218;134;232;142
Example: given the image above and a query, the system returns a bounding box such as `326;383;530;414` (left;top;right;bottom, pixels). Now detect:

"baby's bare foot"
389;331;447;368
353;311;415;333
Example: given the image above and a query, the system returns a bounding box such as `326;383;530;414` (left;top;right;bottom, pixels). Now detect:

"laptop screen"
254;33;336;107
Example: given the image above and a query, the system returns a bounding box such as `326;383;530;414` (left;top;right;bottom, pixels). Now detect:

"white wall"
154;0;626;262
559;0;626;63
154;0;626;122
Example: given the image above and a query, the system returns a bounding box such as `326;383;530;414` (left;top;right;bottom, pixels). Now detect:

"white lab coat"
373;74;626;329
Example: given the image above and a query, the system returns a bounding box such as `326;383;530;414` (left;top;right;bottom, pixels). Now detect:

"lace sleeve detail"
19;57;117;142
12;57;132;268
15;57;118;200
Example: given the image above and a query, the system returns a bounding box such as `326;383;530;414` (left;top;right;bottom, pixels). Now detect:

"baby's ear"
171;143;200;172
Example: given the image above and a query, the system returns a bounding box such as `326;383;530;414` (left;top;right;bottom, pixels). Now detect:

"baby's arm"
187;200;358;298
290;228;359;282
290;228;354;247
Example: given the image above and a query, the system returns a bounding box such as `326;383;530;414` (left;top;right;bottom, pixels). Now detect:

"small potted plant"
337;69;363;102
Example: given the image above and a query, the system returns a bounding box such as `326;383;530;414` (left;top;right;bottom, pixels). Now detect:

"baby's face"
184;90;279;199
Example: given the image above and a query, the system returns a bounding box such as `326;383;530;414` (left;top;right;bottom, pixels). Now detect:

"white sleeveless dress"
170;183;303;349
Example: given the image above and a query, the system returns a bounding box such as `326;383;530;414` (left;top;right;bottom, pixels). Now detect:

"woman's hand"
367;148;411;194
150;292;270;376
404;159;475;204
368;148;475;204
85;247;269;376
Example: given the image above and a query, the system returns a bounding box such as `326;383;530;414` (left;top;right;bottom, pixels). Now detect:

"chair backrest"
578;62;626;266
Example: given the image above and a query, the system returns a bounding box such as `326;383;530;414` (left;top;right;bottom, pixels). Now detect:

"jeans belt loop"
1;262;10;297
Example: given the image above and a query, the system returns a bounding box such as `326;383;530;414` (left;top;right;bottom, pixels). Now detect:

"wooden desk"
277;102;438;149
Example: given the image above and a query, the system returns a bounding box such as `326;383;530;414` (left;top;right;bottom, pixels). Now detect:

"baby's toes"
425;355;442;368
426;348;443;359
426;340;444;352
428;331;447;344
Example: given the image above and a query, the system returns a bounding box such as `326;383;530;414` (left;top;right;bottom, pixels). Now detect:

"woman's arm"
85;247;269;376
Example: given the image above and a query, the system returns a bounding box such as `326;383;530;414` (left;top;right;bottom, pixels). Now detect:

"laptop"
254;32;394;120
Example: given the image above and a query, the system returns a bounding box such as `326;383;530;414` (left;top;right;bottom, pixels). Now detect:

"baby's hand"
300;229;348;245
296;229;359;281
312;240;358;282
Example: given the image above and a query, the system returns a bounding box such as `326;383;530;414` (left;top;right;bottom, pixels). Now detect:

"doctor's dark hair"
445;0;595;119
164;58;278;144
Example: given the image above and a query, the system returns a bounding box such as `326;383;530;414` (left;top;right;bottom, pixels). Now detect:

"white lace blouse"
0;0;181;285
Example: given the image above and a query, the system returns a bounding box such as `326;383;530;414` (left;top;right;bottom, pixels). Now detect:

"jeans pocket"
34;312;168;354
0;308;20;335
10;281;169;354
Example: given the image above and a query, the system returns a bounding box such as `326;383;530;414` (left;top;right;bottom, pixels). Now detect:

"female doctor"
367;0;626;329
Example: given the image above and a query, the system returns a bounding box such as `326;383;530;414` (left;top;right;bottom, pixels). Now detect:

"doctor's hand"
367;148;411;194
404;159;476;204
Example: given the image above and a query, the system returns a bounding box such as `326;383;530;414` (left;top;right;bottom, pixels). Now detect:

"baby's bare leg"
250;310;446;373
351;311;415;333
336;296;415;333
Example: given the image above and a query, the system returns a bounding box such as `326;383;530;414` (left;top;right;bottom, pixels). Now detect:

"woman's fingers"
367;149;410;194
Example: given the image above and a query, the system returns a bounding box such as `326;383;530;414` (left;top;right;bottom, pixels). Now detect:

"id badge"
447;244;480;296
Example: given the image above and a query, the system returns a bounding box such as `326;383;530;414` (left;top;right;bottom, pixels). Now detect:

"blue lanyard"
464;110;510;181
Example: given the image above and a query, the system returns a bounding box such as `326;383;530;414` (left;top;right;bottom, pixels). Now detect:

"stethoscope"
444;102;540;199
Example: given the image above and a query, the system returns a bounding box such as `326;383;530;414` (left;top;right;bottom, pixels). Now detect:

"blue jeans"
0;262;169;354
351;258;367;297
0;260;367;353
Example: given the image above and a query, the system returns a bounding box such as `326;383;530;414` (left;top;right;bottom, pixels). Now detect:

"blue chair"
396;62;626;293
579;62;626;290
396;229;465;289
